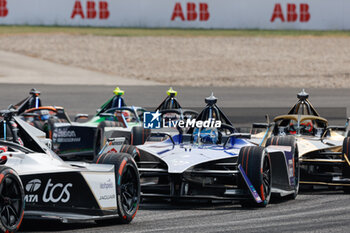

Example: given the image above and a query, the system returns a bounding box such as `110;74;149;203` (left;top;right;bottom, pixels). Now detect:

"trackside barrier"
0;0;350;30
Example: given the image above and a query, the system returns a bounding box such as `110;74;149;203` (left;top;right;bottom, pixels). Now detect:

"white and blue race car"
0;109;140;232
97;94;299;207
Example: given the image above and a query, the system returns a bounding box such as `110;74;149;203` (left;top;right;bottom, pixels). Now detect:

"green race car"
13;87;146;160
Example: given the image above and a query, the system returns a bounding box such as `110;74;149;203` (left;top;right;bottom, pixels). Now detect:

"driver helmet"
123;111;131;122
193;127;219;144
300;119;313;133
40;114;50;121
115;111;132;122
289;120;297;134
39;110;51;121
289;119;313;135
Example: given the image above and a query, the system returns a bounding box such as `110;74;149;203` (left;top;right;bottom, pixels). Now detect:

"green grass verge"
0;25;350;37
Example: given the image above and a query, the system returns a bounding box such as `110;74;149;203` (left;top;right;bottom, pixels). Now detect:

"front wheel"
0;167;25;233
238;146;272;207
96;153;140;223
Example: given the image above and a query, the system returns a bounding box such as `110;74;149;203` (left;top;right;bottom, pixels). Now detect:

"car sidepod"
20;164;120;222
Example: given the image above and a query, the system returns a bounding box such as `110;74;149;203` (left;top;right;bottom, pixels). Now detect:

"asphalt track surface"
1;84;350;233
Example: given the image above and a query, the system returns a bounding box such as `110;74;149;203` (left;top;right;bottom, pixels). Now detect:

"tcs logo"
171;2;209;21
271;3;310;22
0;0;8;17
71;0;110;19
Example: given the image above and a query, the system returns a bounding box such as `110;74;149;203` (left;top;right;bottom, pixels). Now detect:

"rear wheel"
238;146;271;207
266;136;299;199
342;137;350;193
120;145;141;162
130;126;150;146
96;153;140;223
0;167;25;233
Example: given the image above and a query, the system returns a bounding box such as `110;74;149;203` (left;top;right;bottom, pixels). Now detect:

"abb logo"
171;2;209;21
271;3;310;22
0;0;8;17
71;0;109;19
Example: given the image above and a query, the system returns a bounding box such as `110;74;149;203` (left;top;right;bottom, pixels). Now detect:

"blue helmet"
193;128;219;144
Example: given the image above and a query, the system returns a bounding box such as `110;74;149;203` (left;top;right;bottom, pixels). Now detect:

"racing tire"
96;153;140;223
342;137;350;193
0;166;25;233
130;126;151;146
93;121;125;157
237;146;272;207
265;136;299;199
120;145;141;162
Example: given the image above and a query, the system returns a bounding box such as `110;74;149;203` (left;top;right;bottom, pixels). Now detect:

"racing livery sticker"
52;124;96;154
42;179;72;203
99;137;125;155
144;111;161;129
25;179;42;203
82;172;117;209
53;127;81;143
21;172;99;210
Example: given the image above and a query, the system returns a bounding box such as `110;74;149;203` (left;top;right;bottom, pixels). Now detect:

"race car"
0;109;140;232
96;94;299;207
11;87;147;160
251;90;350;191
11;88;71;137
94;87;199;159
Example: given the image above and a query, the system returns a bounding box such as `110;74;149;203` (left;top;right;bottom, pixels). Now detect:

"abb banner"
1;0;350;30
